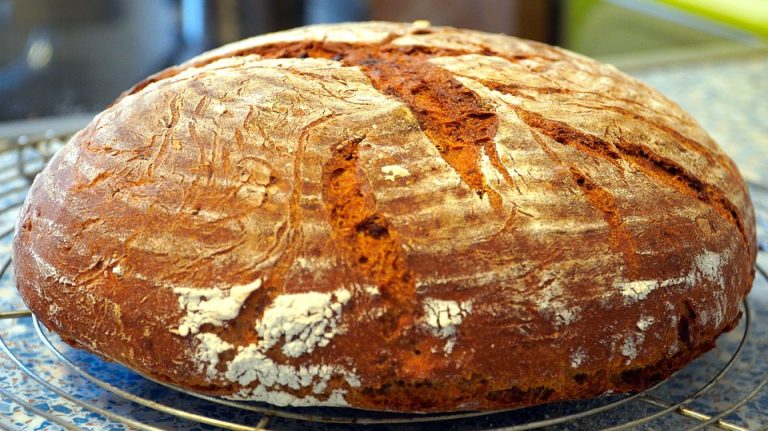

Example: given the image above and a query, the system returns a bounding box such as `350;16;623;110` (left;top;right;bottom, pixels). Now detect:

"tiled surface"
0;52;767;430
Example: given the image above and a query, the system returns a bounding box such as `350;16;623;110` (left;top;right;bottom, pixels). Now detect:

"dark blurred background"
0;0;765;121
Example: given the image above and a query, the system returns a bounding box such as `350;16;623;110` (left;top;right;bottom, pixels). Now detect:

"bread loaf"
13;22;756;412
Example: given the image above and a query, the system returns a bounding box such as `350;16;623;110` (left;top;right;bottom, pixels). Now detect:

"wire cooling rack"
0;125;767;431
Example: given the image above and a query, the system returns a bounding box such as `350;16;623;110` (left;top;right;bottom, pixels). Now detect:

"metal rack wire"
0;127;766;430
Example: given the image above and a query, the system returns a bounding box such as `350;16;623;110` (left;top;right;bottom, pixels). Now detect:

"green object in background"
563;0;729;57
657;0;768;38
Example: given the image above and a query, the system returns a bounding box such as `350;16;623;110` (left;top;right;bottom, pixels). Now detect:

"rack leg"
255;414;271;430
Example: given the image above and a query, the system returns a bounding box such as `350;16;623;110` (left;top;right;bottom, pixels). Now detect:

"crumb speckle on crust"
570;347;586;368
616;280;658;303
381;164;411;181
111;265;124;277
637;315;655;331
621;333;643;361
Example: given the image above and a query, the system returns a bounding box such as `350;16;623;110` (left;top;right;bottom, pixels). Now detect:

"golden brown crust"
13;22;756;412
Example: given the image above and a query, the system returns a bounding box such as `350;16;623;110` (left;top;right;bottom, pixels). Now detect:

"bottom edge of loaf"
344;336;725;413
50;311;741;414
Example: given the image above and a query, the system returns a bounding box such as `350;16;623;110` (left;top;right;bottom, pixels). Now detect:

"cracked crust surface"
13;22;756;412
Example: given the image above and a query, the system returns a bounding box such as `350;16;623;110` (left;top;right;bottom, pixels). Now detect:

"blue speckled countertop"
1;49;767;430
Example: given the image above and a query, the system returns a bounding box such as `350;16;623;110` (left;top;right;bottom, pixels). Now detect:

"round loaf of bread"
13;22;756;412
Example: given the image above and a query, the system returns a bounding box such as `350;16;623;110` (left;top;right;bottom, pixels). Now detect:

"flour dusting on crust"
182;288;358;406
616;249;729;303
227;386;351;407
172;278;262;336
223;342;359;406
533;280;581;327
195;332;234;379
423;298;472;338
256;289;351;358
422;298;472;355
